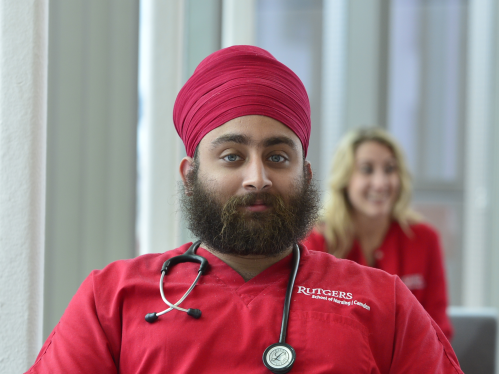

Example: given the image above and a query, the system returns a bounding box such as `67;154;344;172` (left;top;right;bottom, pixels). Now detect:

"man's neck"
202;244;293;282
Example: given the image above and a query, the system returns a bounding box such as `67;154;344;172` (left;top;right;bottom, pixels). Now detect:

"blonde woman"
303;127;453;339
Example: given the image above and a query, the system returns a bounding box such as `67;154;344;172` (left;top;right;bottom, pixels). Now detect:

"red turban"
173;45;311;157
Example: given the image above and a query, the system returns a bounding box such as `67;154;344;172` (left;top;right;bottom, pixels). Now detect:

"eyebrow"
210;134;250;149
210;133;298;151
262;136;297;150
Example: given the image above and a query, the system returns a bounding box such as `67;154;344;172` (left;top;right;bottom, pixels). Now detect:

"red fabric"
173;45;311;157
302;221;454;340
27;244;461;373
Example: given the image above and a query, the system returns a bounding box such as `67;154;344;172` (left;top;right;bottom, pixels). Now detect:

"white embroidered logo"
401;274;425;290
296;286;370;310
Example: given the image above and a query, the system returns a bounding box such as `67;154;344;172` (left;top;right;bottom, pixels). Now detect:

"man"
26;46;462;373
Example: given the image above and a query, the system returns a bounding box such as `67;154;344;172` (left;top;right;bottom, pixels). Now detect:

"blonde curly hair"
322;127;421;257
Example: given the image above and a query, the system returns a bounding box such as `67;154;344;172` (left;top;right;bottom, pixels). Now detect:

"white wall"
44;0;139;339
0;1;48;372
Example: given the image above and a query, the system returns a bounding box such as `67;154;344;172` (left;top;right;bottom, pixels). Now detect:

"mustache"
223;192;285;209
220;192;289;240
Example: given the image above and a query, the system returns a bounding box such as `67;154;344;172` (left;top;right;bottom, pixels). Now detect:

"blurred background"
42;0;498;368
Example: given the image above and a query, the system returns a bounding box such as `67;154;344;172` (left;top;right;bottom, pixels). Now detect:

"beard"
180;163;320;257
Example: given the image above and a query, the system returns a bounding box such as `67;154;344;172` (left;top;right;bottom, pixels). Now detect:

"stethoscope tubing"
157;270;203;316
279;244;300;343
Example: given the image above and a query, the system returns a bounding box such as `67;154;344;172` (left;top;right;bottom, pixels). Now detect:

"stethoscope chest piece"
263;342;296;373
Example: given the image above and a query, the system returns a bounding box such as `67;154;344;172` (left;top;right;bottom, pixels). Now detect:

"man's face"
180;115;319;257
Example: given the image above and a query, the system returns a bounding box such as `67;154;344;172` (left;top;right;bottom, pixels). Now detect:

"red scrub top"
302;221;453;340
26;243;462;373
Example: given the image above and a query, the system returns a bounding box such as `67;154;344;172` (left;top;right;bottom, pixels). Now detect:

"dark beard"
180;163;320;257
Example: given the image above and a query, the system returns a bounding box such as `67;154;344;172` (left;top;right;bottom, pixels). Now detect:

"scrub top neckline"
194;244;307;306
350;220;400;268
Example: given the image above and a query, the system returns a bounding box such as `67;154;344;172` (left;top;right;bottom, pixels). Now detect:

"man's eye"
269;155;285;163
223;154;240;162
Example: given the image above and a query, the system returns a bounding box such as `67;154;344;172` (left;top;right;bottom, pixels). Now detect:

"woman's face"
346;140;401;221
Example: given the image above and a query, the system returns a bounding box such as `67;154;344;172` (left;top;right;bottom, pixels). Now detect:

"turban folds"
173;45;311;157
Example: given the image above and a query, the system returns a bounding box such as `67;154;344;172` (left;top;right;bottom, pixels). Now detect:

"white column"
320;0;348;195
221;0;255;47
491;0;499;317
0;1;48;372
462;0;494;307
138;0;185;254
343;0;388;130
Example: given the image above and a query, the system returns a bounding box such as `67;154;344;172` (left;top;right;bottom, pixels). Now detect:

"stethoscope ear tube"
162;253;209;275
145;313;158;323
186;308;202;318
145;241;205;322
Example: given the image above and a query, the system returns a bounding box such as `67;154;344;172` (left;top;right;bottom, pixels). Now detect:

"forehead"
355;140;395;160
198;115;303;153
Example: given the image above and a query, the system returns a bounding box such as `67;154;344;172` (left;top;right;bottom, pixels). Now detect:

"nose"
242;158;272;191
371;170;389;189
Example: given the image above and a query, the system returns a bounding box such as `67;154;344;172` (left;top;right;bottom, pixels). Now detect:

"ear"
179;156;195;194
304;160;313;184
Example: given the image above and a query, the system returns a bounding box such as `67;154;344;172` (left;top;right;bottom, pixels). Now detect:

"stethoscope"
145;240;300;374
